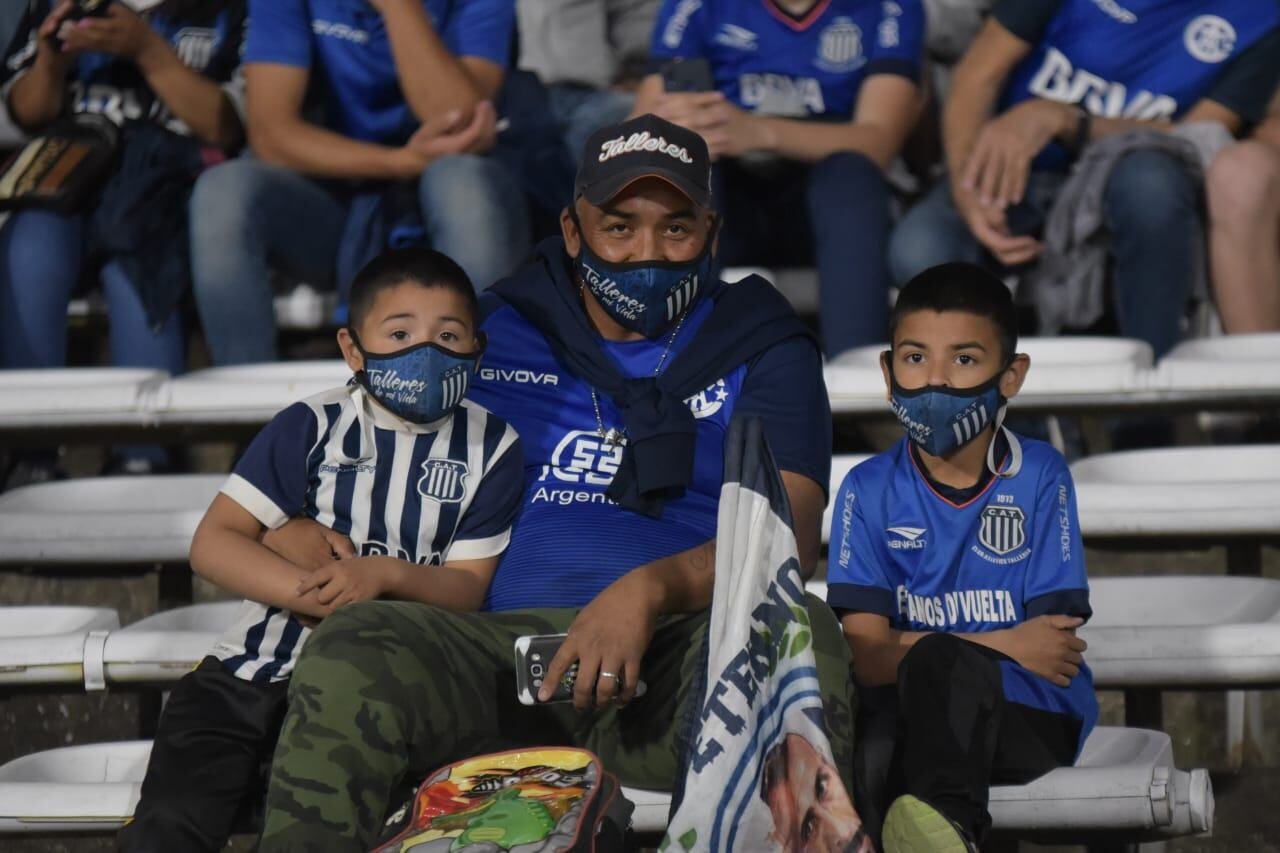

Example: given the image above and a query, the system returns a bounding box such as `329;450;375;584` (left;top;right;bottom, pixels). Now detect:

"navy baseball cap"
574;114;711;208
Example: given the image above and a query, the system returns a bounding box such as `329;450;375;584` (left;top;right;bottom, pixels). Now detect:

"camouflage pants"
258;595;854;852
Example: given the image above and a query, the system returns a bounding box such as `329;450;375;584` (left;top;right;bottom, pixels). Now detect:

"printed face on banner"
761;733;868;852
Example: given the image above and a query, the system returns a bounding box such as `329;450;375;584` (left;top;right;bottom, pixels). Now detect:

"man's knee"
291;601;438;692
1207;141;1280;224
418;153;511;206
190;159;273;243
897;632;969;687
1103;148;1199;231
807;151;888;210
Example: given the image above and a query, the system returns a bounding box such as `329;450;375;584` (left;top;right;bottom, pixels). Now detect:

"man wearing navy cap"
256;115;856;851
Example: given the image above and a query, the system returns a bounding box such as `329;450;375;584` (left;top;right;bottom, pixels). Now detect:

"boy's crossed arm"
841;611;1087;688
191;496;498;620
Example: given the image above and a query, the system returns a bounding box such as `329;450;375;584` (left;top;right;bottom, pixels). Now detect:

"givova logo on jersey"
1028;47;1178;120
418;459;468;503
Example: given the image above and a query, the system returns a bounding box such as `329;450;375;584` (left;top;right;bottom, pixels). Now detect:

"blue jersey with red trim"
827;434;1097;751
650;0;925;120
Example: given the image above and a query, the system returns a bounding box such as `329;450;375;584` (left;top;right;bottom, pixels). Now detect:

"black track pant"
854;632;1080;846
118;657;289;853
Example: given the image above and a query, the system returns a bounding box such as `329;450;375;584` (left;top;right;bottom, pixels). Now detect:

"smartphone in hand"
513;634;646;705
660;57;714;93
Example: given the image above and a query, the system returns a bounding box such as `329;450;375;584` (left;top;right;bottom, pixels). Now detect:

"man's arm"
246;62;415;179
6;2;72;132
372;0;503;122
841;611;1086;687
296;554;499;612
190;494;333;619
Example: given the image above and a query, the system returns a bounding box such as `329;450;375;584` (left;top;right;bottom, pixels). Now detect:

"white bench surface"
0;368;165;427
100;602;240;685
0;607;119;687
0;728;1211;838
1072;445;1280;537
156;361;348;422
1156;333;1280;392
0;475;221;564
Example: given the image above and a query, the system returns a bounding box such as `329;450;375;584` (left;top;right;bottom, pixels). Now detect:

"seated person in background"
118;249;522;853
632;0;926;359
828;263;1096;852
0;0;245;484
190;0;531;366
251;115;854;852
516;0;659;159
1207;87;1280;334
890;0;1280;358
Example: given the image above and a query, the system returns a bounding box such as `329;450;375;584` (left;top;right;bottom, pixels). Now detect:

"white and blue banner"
664;418;869;853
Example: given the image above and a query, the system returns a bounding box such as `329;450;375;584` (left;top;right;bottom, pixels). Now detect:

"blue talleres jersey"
650;0;925;120
471;291;831;612
827;434;1098;752
213;383;523;683
996;0;1280;170
244;0;514;144
3;0;247;137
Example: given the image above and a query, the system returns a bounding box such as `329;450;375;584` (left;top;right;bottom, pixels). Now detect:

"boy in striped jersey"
826;263;1095;852
120;248;523;853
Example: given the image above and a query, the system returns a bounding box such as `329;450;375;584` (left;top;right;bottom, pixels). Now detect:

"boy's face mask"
349;329;485;425
572;209;718;339
887;356;1009;458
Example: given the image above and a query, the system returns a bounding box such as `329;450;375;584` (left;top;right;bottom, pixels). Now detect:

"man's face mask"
887;356;1008;458
572;208;717;338
349;329;485;424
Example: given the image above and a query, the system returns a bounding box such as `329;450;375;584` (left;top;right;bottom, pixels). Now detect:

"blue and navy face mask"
573;214;717;338
888;359;1008;458
349;330;485;425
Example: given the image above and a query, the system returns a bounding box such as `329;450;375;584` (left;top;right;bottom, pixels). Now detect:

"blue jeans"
0;208;184;372
888;149;1201;358
190;154;532;365
547;85;635;162
713;151;893;357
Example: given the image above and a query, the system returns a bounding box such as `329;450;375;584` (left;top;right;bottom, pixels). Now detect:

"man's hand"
58;3;163;63
650;91;765;159
34;1;75;63
390;101;498;178
962;99;1074;210
262;518;357;572
295;556;393;611
1004;615;1087;687
540;573;662;710
953;184;1044;267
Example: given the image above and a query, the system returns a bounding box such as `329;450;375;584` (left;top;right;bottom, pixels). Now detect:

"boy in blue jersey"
119;248;523;853
188;0;531;366
827;262;1096;852
890;0;1280;358
632;0;926;357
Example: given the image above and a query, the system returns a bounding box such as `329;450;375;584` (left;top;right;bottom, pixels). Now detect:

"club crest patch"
979;505;1026;555
418;459;468;503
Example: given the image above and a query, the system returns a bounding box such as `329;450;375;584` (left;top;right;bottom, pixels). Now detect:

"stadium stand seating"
1154;332;1280;393
0;729;1213;845
0;607;119;688
0;368;166;430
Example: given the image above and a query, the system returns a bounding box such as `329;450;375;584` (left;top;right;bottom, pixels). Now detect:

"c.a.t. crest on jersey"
978;504;1026;555
418;459;469;503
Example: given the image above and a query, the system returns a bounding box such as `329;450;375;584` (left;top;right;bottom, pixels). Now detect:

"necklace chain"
582;282;689;448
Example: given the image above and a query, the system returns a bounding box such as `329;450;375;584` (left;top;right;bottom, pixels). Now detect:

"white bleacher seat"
155;361;348;423
1071;445;1280;539
0;475;221;565
1082;576;1280;688
825;337;1153;414
99;602;240;686
618;727;1210;839
0;607;119;688
0;368;166;428
0;729;1211;840
1155;332;1280;392
820;454;872;544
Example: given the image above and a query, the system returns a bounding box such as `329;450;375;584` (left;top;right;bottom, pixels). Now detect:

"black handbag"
0;112;120;214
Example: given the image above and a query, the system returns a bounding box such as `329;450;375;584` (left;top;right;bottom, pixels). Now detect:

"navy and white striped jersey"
212;383;522;683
